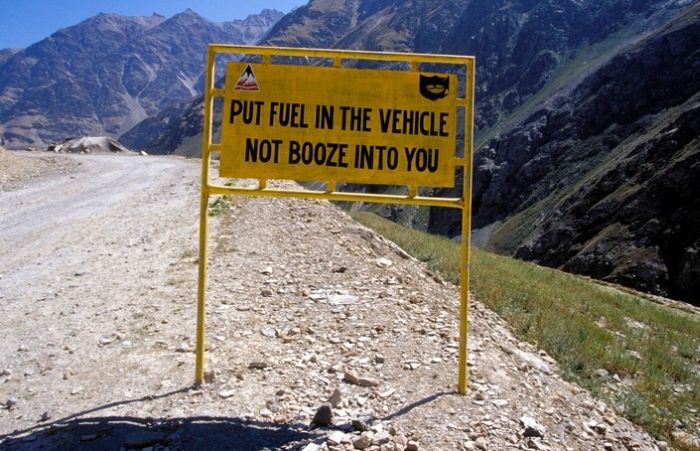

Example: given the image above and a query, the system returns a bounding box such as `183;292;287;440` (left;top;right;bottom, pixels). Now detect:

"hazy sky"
0;0;307;49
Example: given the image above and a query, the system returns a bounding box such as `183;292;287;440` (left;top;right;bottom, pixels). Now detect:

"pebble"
593;368;610;378
248;361;268;370
5;398;18;410
520;416;546;438
328;388;342;408
218;389;236;399
312;404;333;427
344;371;379;387
353;432;373;449
327;430;346;445
352;418;370;432
260;327;277;337
375;258;393;268
373;431;391;445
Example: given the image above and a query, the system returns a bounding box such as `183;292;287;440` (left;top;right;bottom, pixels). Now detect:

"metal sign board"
220;62;457;187
196;45;475;395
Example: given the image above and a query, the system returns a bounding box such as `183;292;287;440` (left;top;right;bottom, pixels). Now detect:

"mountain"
464;4;700;302
0;9;283;148
112;0;700;303
0;48;19;66
128;0;689;154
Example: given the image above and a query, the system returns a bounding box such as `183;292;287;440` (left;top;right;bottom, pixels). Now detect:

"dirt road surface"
0;153;664;450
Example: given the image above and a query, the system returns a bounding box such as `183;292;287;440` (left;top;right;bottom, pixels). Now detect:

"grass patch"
351;211;700;447
208;195;232;217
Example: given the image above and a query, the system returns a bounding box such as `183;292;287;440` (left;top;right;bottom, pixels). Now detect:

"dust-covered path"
0;154;200;295
0;154;664;450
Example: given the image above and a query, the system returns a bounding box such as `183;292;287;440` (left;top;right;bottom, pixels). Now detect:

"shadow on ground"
0;388;455;450
0;415;320;451
0;388;321;451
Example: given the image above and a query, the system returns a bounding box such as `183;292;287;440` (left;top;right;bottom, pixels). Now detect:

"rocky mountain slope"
0;9;282;148
431;3;700;303
0;48;18;66
126;0;689;153
121;0;699;303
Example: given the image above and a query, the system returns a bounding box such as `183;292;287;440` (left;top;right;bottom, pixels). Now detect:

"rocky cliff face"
0;9;282;148
431;3;700;302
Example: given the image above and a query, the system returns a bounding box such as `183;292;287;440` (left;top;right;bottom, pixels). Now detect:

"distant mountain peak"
0;8;283;148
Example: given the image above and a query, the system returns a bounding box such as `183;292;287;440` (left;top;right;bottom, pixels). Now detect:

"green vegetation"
351;211;700;448
208;195;232;216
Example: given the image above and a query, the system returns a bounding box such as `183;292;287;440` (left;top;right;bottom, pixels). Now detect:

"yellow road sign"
221;63;457;186
196;45;475;395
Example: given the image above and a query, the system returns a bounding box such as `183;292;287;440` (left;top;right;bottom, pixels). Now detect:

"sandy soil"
0;154;665;450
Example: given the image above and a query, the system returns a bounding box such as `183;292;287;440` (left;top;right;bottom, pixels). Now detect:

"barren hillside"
0;154;665;450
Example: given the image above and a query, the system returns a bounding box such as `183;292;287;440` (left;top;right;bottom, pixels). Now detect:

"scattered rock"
328;388;342;408
344;371;379;387
327;293;359;305
375;258;393;268
260;326;277;337
312;404;333;427
474;437;488;450
406;440;420;451
586;420;607;435
39;411;51;422
327;430;346;445
492;399;509;408
248;361;269;370
373;431;391;446
99;335;116;345
403;360;421;370
508;347;552;375
593;368;610;378
175;343;192;353
353;432;373;449
4;398;18;410
352;418;370;432
218;389;236;399
520;416;546;438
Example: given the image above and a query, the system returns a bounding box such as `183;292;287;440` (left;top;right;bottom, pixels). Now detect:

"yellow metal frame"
196;44;475;394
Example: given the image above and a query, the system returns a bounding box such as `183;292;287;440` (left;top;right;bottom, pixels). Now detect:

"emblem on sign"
419;74;449;101
234;65;260;91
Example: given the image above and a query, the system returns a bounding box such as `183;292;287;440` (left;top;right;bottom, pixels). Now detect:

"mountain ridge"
0;8;282;148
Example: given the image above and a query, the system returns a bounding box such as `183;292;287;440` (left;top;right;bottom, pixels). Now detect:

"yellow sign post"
197;45;475;394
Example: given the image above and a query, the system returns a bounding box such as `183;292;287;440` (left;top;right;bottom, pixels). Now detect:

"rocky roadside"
0;166;667;450
0;149;78;191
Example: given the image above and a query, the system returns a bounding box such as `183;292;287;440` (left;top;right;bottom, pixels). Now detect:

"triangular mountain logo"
234;65;260;91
